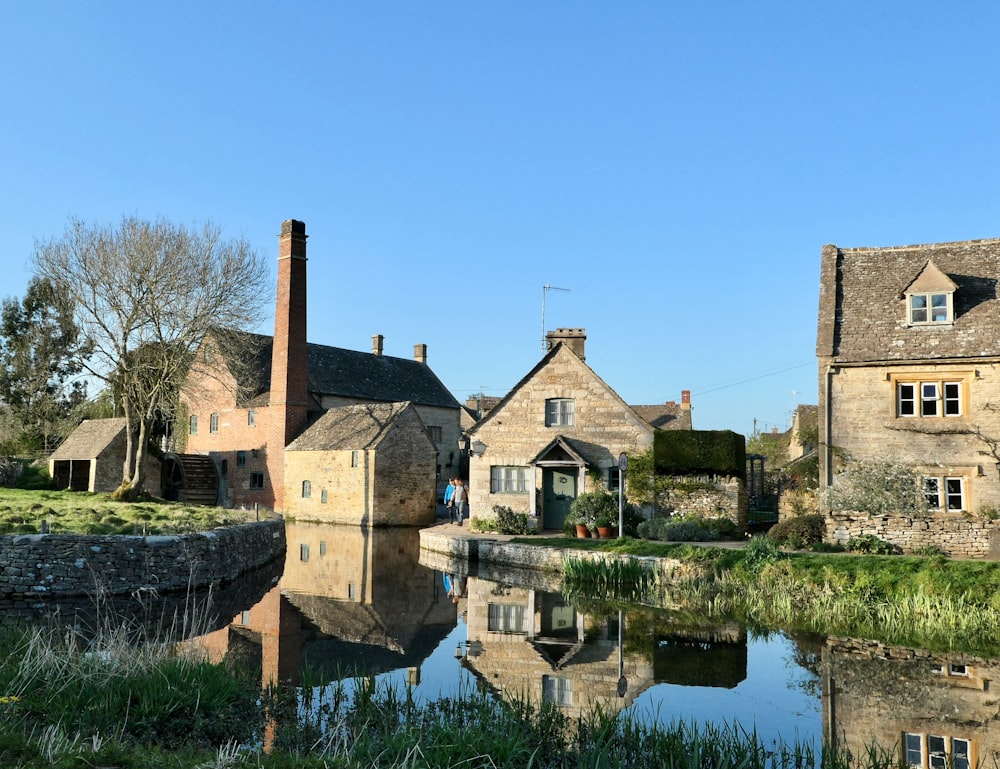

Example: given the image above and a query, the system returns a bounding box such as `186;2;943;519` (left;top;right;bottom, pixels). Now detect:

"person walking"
443;478;457;523
452;478;468;526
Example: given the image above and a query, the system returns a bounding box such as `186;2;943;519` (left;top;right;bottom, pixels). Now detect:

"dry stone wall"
826;511;1000;557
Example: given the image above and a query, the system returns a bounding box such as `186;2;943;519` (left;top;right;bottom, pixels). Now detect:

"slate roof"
213;329;459;410
49;418;126;461
286;402;414;451
818;238;1000;363
630;402;692;430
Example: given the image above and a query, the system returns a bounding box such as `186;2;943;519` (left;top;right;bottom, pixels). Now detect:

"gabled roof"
286;401;418;451
530;436;590;466
630;402;692;430
818;238;1000;363
209;329;459;410
904;259;958;295
49;418;126;461
468;342;653;436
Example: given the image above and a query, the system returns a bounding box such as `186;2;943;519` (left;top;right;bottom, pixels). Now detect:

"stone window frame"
921;474;968;513
189;414;198;435
487;602;528;633
427;425;442;443
490;465;530;493
545;397;575;427
210;413;219;433
890;372;970;420
301;479;311;498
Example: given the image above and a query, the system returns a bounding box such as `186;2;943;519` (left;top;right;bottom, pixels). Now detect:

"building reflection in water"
823;638;1000;769
192;521;458;688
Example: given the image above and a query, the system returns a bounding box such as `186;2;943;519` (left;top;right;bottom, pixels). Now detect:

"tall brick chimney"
545;328;586;360
268;219;309;511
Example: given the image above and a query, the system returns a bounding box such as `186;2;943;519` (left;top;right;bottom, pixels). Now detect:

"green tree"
0;276;90;454
33;216;269;500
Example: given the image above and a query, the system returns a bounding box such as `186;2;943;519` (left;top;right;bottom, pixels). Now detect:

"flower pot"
597;526;615;539
575;524;591;538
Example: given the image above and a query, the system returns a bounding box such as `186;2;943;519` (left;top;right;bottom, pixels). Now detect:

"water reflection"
193;522;1000;760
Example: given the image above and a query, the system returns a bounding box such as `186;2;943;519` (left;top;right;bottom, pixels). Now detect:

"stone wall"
0;518;286;607
658;475;748;531
826;510;1000;557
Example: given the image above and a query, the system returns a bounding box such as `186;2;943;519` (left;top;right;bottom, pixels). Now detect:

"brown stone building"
465;328;692;530
179;220;461;520
817;238;1000;555
48;417;161;495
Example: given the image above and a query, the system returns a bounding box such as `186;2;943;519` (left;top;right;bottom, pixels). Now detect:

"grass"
0;622;907;768
0;487;259;535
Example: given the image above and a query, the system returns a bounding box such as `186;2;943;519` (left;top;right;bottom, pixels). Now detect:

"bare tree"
33;216;270;500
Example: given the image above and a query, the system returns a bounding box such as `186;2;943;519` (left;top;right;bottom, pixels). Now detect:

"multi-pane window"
545;398;575;427
189;415;198;435
210;413;219;433
491;466;530;493
249;472;264;490
321;489;328;504
923;476;965;511
236;450;246;467
897;381;961;417
905;733;970;769
542;675;573;707
301;480;311;498
488;603;528;633
909;292;952;324
427;425;442;443
607;467;621;492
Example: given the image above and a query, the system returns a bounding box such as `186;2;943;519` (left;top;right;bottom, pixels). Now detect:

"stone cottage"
48;417;161;495
817;237;1000;555
464;328;693;530
178;220;461;519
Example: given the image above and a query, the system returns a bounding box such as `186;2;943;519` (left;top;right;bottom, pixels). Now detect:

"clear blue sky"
3;2;1000;436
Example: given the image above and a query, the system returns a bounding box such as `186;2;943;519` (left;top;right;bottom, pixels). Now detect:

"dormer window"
904;260;957;326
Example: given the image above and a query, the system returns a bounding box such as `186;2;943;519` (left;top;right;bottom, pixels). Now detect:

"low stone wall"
826;511;1000;558
658;476;748;532
0;518;286;607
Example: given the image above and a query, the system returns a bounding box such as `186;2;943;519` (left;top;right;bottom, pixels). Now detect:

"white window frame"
491;466;530;493
210;413;219;433
488;603;528;633
905;733;971;769
908;291;953;325
542;675;573;707
545;398;575;427
897;380;963;418
923;476;966;512
189;415;198;435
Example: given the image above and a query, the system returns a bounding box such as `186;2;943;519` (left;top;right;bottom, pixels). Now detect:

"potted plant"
569;491;617;539
594;511;617;539
568;510;592;538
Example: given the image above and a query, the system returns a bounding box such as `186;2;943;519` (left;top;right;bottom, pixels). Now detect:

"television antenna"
541;284;571;351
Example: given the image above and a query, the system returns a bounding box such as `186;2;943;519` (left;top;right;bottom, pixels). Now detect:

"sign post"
617;452;628;537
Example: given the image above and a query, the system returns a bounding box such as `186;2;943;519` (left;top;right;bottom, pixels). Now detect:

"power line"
693;360;814;397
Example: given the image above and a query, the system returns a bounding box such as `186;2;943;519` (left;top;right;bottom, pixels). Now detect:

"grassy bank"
555;536;1000;654
0;487;258;535
0;623;897;769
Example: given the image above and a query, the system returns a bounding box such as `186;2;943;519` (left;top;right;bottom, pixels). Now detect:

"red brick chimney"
268;219;309;511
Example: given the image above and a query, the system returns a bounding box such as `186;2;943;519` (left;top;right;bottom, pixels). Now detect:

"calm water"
29;519;993;763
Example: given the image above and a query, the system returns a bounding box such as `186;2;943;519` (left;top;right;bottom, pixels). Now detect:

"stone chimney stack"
413;343;427;364
372;334;384;357
268;219;309;512
681;390;691;410
545;328;587;360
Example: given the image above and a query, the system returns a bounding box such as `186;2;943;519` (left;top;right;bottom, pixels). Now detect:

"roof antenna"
541;284;571;352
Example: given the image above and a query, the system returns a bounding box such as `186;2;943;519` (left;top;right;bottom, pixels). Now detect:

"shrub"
767;514;826;549
637;514;736;542
569;491;617;527
823;459;928;515
0;458;24;486
912;543;949;557
474;505;531;535
846;534;900;555
740;536;782;573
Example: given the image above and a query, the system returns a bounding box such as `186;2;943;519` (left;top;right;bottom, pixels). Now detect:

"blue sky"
3;2;1000;436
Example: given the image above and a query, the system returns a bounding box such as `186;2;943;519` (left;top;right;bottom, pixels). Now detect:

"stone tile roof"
49;418;126;461
286;402;412;451
818;238;1000;363
214;329;459;409
630;402;692;430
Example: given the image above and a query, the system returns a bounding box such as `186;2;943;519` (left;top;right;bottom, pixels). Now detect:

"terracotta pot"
575;524;591;538
597;526;615;539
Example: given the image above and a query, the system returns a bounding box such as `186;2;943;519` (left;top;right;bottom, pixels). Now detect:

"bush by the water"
846;534;900;555
767;514;826;549
638;514;737;542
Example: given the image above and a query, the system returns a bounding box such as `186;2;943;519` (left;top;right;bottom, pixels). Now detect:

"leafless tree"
33;216;270;500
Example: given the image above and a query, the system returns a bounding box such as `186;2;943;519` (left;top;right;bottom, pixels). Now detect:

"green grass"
0;487;259;535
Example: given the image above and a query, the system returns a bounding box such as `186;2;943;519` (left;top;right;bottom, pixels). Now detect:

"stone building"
48;417;161;495
284;402;437;526
817;238;1000;555
464;328;692;530
178;220;461;520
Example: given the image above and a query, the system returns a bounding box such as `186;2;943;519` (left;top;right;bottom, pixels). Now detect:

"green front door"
542;468;577;531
